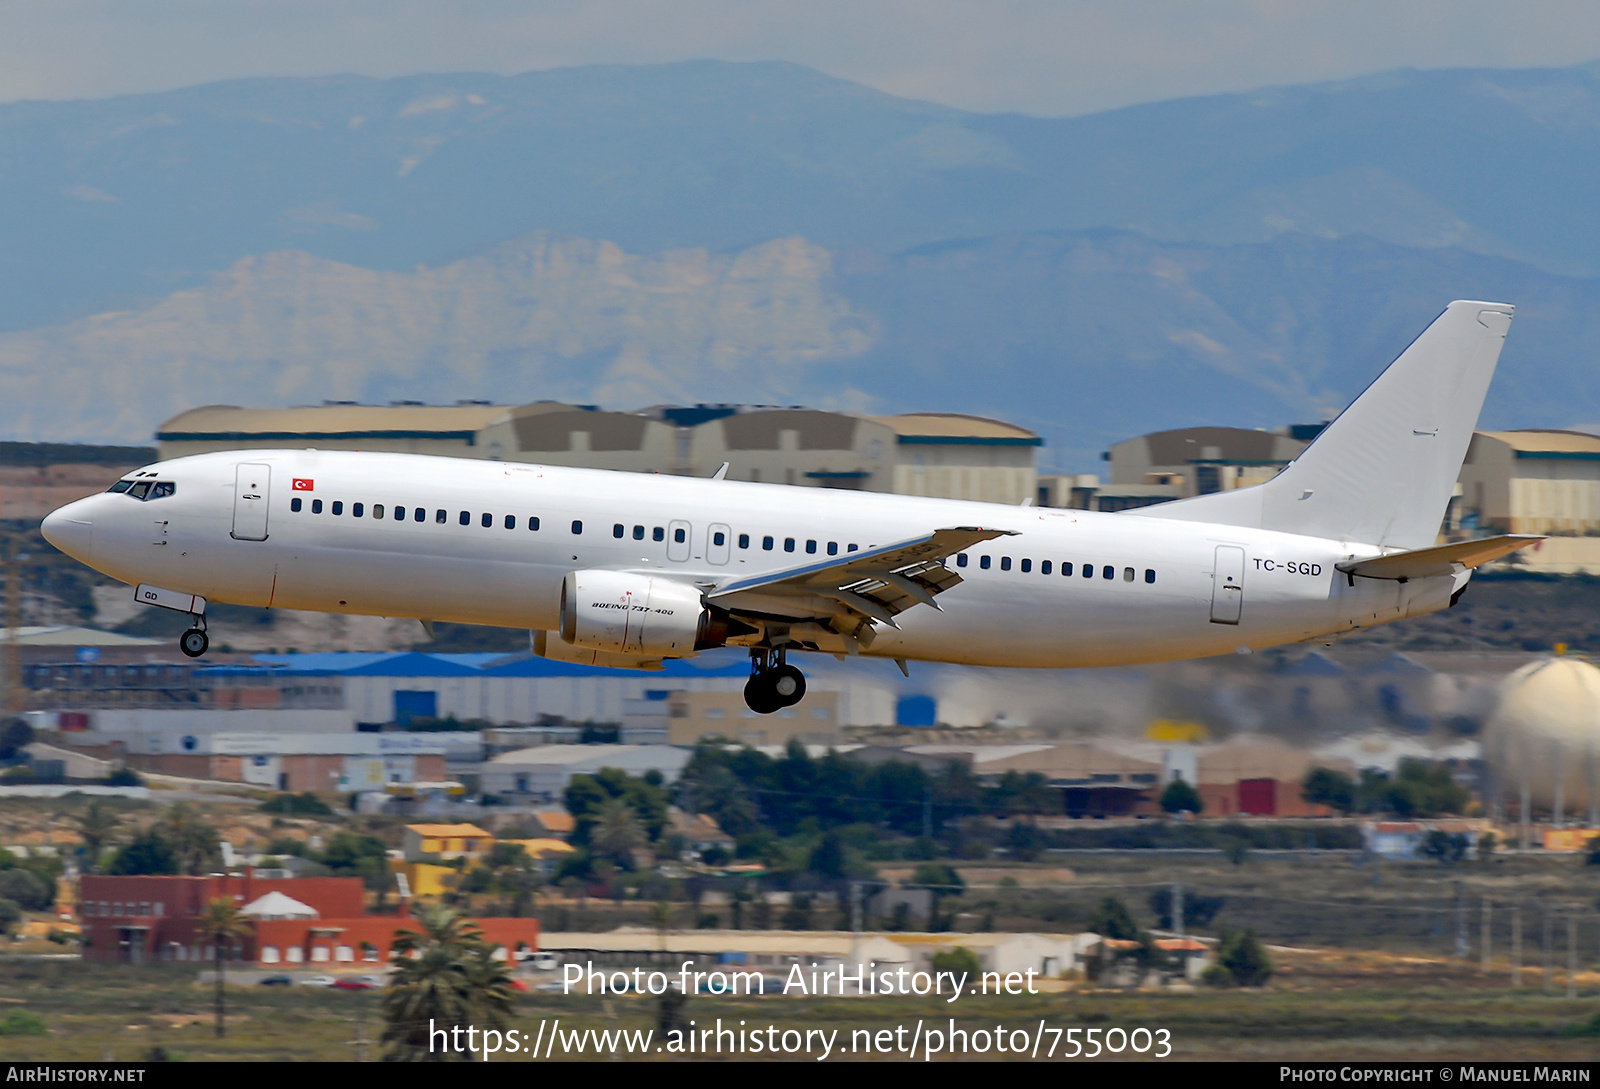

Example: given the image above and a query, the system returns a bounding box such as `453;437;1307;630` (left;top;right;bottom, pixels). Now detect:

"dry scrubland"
4;848;1600;1060
1;952;1598;1061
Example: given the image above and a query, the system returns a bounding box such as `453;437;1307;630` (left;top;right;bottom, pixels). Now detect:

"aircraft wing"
706;526;1015;630
1335;534;1545;580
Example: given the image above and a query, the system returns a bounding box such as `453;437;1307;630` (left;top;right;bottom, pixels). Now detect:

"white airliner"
42;301;1540;714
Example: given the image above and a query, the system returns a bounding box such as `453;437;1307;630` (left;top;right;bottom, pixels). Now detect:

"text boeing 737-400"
41;301;1542;714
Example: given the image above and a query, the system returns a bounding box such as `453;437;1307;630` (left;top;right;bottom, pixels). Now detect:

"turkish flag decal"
292;478;315;491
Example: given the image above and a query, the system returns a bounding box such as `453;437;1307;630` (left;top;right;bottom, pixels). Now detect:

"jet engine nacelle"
559;570;727;656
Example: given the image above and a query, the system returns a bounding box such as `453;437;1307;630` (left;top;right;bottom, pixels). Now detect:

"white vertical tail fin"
1143;301;1513;549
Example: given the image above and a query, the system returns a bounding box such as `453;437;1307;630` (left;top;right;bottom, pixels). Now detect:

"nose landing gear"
744;647;806;715
179;616;209;658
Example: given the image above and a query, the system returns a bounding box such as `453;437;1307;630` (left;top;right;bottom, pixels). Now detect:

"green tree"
1302;767;1356;814
160;805;223;876
1216;929;1273;986
590;798;646;867
1159;778;1203;815
0;898;21;936
74;800;119;874
930;946;981;981
1420;830;1469;864
1086;896;1140;941
382;905;515;1061
910;862;964;898
106;828;177;875
198;898;251;1037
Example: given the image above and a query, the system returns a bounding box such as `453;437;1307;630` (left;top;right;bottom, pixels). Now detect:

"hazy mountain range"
3;59;1600;467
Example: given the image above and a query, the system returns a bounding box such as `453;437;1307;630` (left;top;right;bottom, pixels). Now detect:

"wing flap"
708;525;1013;626
1335;534;1545;580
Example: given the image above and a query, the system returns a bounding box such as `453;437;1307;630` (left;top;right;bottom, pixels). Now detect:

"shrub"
1159;779;1203;814
1216;929;1273;987
0;1009;45;1036
930;946;981;982
0;898;20;935
1086;896;1140;941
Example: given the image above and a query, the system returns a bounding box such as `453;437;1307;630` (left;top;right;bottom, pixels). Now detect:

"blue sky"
6;1;1600;115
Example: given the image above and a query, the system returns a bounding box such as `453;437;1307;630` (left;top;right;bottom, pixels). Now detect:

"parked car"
257;975;293;987
332;976;375;991
298;975;337;987
527;953;560;972
508;978;528;992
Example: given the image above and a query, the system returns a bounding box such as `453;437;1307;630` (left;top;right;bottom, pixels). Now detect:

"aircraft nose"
42;500;95;563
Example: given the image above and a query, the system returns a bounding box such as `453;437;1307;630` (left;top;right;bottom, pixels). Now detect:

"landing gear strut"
744;646;806;715
179;615;209;659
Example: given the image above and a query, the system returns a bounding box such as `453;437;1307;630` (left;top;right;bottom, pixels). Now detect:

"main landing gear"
179;615;209;658
744;647;806;715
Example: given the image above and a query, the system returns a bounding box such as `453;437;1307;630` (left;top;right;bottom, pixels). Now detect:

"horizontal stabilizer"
1335;535;1544;581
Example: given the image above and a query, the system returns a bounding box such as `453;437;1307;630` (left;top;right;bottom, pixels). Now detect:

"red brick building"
79;873;538;967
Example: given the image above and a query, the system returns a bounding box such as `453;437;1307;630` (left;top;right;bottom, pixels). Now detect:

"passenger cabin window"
373;504;384;519
504;515;515;530
1062;562;1072;576
784;537;795;553
763;536;774;551
1145;569;1156;584
848;544;858;552
653;527;665;542
713;531;726;547
571;520;583;535
414;507;425;523
312;499;323;514
1082;563;1092;578
980;556;991;570
291;497;302;512
1102;565;1114;580
613;524;625;538
332;501;343;515
956;554;968;568
459;511;470;526
827;542;838;556
353;503;364;518
674;528;686;544
738;534;750;549
394;506;406;521
805;540;817;554
1000;557;1011;571
528;517;539;531
1041;560;1052;574
633;525;645;540
482;513;492;528
1021;559;1031;573
1124;567;1135;582
436;509;446;524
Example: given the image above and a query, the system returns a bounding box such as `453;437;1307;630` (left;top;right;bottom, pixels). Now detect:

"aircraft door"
231;463;271;541
1210;545;1245;624
667;519;692;562
707;523;731;565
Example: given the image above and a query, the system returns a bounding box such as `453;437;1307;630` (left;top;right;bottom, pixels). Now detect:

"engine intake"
559;570;728;656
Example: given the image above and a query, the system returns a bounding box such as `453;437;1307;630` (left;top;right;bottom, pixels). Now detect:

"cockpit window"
109;479;175;501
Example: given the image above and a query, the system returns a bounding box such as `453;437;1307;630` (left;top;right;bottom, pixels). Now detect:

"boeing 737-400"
41;301;1541;714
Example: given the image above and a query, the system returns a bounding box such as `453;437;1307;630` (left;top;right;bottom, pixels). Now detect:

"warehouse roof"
157;403;510;442
1480;429;1600;457
866;413;1041;446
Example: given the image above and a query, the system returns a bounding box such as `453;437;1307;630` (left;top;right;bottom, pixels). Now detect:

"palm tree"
382;904;515;1061
161;804;222;876
590;798;645;866
198;897;251;1037
74;799;118;874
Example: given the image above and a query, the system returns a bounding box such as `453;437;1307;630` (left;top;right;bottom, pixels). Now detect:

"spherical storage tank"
1482;657;1600;815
